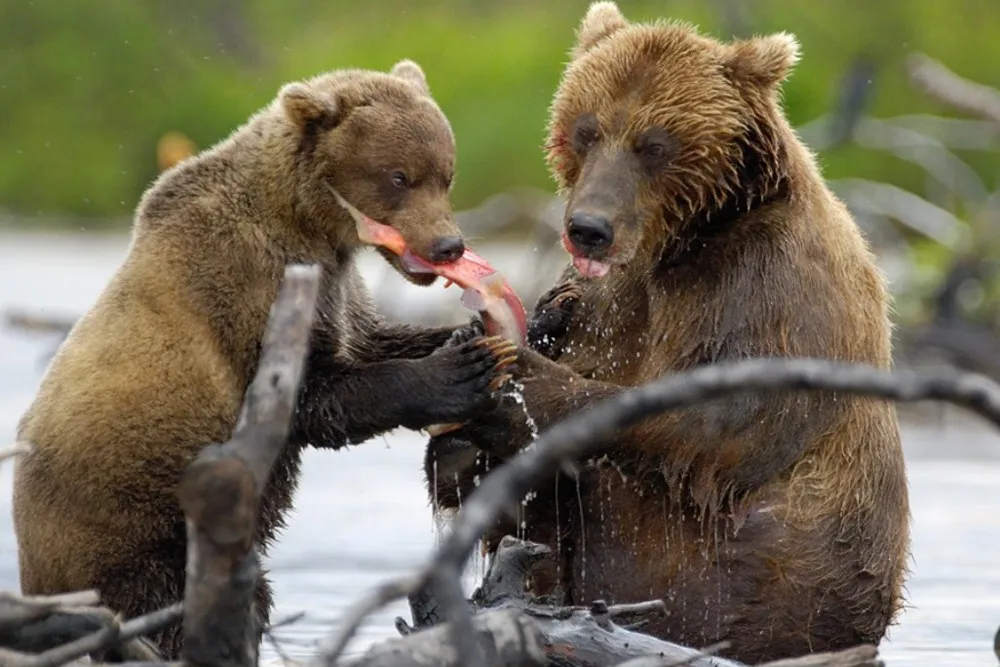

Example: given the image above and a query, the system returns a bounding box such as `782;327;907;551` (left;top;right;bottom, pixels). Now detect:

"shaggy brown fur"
424;4;910;663
12;59;514;661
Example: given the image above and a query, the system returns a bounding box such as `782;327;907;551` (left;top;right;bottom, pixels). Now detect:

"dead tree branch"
906;53;1000;128
755;644;881;667
177;263;320;667
0;444;30;466
22;605;182;667
313;357;1000;667
341;608;547;667
2;311;75;336
0;587;178;665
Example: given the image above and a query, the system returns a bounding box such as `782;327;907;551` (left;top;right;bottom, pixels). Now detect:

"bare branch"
2;310;75;335
0;591;99;626
313;575;425;664
755;643;881;666
606;600;668;623
312;357;1000;665
178;263;320;667
0;444;30;466
17;604;182;667
615;640;731;667
337;608;546;667
906;53;1000;127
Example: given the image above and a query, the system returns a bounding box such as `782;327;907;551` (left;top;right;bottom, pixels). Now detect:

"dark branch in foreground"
177;263;320;667
312;357;1000;667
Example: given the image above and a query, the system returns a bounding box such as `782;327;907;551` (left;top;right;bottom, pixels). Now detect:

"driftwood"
401;535;739;667
176;262;321;666
341;608;547;667
396;535;880;667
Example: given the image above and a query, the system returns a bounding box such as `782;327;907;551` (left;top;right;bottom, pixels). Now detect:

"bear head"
279;60;459;286
545;1;799;277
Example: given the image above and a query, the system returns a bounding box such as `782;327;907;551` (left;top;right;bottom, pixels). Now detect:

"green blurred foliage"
0;0;996;228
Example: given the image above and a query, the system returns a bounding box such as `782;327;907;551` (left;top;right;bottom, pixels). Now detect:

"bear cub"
13;60;513;661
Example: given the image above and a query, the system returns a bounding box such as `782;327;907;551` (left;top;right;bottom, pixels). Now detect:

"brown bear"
423;3;910;663
12;59;515;661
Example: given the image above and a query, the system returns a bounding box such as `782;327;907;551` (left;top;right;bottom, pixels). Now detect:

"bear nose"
567;212;614;254
428;235;466;263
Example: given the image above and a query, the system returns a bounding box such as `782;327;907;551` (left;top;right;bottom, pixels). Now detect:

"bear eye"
639;143;668;161
390;171;409;189
573;126;599;153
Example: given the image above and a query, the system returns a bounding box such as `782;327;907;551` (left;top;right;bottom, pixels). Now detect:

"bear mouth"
377;247;440;286
560;231;612;279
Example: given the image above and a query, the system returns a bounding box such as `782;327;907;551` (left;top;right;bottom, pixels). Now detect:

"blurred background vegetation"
2;0;999;367
0;0;994;220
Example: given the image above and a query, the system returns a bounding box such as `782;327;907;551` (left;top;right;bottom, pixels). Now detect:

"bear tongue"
572;256;611;279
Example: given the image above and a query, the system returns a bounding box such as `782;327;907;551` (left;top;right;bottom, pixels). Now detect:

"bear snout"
427;235;466;263
566;211;614;257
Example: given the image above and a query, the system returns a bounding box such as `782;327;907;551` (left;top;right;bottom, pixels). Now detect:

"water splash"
506;379;539;445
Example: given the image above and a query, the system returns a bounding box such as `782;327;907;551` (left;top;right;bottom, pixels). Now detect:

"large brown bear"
424;3;910;663
12;60;514;661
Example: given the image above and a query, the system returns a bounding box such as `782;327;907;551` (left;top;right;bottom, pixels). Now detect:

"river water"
0;231;997;665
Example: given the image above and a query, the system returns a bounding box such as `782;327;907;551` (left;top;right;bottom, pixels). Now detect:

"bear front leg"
361;317;483;362
290;331;515;450
454;346;840;508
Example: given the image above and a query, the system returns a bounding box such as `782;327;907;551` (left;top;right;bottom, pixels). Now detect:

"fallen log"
396;535;881;667
401;535;737;667
343;608;547;667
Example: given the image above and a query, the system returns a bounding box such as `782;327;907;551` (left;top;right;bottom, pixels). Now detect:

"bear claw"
477;337;519;366
489;373;513;392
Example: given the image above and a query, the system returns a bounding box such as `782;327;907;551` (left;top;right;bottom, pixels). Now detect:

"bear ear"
391;59;431;95
725;32;801;89
572;1;629;59
279;82;342;133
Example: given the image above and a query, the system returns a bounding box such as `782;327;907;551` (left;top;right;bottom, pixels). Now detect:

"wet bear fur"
424;4;910;663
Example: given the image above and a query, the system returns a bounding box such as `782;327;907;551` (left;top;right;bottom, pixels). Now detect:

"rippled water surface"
0;232;997;665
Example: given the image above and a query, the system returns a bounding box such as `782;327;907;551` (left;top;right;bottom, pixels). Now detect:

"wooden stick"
338;608;546;667
755;644;881;666
178;263;320;667
906;53;1000;127
0;444;30;466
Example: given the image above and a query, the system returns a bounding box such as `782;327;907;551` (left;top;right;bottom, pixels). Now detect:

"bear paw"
528;280;583;359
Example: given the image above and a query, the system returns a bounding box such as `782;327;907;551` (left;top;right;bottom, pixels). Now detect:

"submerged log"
343;608;547;667
401;536;737;667
398;535;882;667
